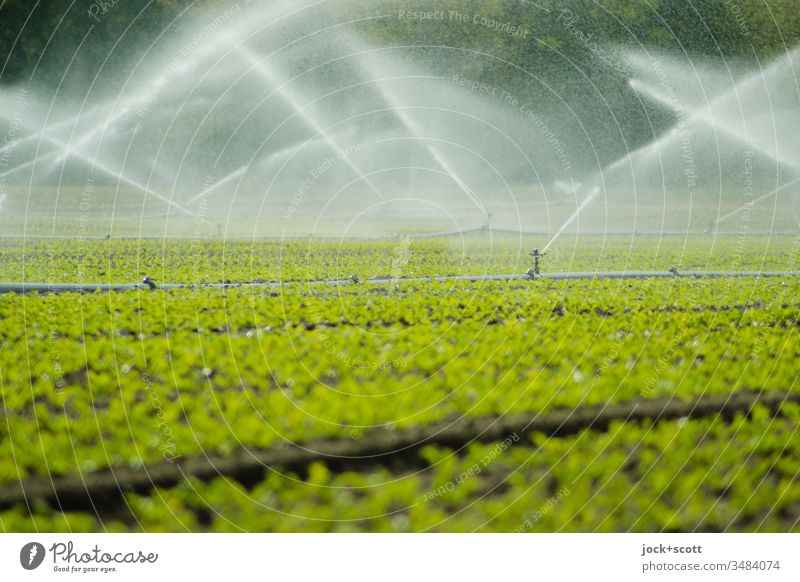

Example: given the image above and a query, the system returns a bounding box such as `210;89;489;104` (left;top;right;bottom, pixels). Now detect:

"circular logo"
20;542;46;570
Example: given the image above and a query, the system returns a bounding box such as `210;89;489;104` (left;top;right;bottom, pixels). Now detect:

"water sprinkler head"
530;248;546;274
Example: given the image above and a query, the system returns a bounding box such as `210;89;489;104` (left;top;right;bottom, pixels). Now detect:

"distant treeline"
0;0;206;89
362;0;799;110
366;0;800;63
0;0;797;165
0;0;797;90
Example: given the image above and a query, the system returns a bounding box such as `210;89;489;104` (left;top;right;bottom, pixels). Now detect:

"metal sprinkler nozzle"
142;276;158;290
529;248;547;275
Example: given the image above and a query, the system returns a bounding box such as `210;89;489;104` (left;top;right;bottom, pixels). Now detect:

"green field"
1;235;799;531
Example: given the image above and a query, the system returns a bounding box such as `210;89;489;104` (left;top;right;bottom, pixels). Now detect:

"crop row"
1;277;797;481
2;388;788;511
3;276;798;341
2;235;797;284
2;405;797;532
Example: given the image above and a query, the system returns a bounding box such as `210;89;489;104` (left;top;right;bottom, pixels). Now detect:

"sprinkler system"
529;248;547;275
3;269;800;295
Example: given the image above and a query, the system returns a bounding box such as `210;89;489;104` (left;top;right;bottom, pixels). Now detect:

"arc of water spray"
184;132;347;205
383;113;490;222
541;187;599;253
1;125;125;182
628;78;800;174
233;44;386;201
0;108;111;181
0;30;240;221
344;36;489;221
0;112;82;159
554;180;581;195
18;123;203;221
600;49;800;183
0;153;53;180
0;104;137;185
715;176;800;225
0;44;203;172
0;60;208;184
1;20;243;179
47;108;135;172
185;165;248;206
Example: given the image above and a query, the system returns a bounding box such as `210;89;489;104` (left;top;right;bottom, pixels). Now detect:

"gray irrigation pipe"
2;270;799;295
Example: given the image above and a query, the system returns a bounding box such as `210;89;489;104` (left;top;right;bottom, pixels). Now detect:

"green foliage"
2;234;796;283
0;236;798;531
1;1;796;89
0;0;218;87
4;408;799;532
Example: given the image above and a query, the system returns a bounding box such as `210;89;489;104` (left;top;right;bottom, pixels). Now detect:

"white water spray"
542;187;599;253
715;176;800;225
233;44;386;201
628;78;800;174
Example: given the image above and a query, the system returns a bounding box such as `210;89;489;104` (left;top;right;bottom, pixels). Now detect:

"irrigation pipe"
2;270;799;295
